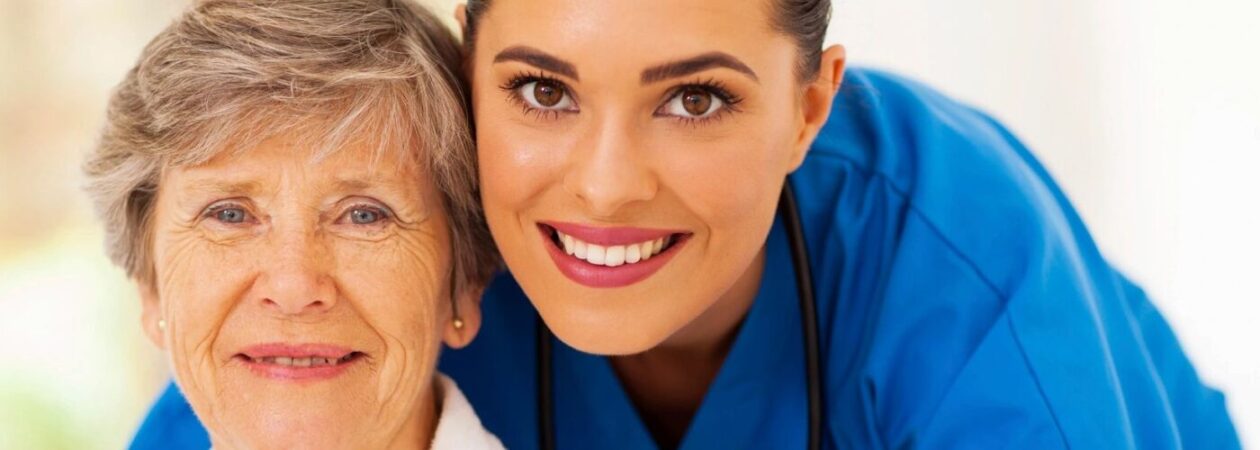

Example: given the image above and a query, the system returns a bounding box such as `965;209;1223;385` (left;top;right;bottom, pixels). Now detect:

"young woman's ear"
455;4;469;35
443;282;484;349
135;279;166;350
787;44;847;172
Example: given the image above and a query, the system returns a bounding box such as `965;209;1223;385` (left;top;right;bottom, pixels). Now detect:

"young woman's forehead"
486;0;772;37
477;0;797;82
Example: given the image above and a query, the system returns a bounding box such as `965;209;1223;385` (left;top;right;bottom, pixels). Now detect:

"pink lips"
236;343;362;382
538;221;690;288
545;222;687;246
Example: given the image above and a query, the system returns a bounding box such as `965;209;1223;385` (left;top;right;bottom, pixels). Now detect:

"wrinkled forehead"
160;124;428;200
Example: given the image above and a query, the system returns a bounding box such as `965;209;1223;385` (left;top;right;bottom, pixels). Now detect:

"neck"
386;376;441;450
207;377;441;450
610;245;766;449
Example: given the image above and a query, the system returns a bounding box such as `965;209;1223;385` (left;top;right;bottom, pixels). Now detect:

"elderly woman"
83;0;502;448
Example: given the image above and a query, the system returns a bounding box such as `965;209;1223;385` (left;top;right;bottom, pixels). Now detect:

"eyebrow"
180;179;263;197
641;52;759;84
333;177;374;192
330;175;414;200
493;46;579;80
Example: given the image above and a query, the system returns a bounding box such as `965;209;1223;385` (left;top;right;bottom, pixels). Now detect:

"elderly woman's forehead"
167;138;424;190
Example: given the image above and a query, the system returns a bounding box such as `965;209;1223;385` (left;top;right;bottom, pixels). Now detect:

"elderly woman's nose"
255;228;337;316
562;119;658;217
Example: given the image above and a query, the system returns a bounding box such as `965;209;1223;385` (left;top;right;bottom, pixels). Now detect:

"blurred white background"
0;0;1255;448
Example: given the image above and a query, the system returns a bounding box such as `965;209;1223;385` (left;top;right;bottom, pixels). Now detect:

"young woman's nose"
254;225;337;316
562;119;658;217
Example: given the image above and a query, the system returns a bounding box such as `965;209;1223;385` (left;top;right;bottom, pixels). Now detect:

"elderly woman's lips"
234;343;364;381
239;343;356;359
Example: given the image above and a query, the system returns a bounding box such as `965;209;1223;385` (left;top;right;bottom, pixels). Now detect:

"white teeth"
605;245;626;267
556;231;674;266
626;244;641;264
254;355;345;367
587;244;607;265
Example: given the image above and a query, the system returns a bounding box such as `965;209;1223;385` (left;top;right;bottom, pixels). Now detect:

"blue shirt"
129;68;1240;449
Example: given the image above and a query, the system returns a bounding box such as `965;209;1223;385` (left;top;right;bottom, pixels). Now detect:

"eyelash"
336;203;394;226
500;71;572;121
201;201;254;225
198;201;394;226
661;78;744;126
499;71;744;125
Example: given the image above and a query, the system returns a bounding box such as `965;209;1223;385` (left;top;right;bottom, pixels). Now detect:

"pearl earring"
452;317;465;330
158;319;167;331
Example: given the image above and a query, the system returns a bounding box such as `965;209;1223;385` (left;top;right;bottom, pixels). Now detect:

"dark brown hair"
461;0;832;81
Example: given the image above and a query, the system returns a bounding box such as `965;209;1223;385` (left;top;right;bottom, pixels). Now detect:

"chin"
540;302;678;356
219;413;363;450
194;388;382;450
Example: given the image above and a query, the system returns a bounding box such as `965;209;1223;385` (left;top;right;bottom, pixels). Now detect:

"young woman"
135;0;1240;448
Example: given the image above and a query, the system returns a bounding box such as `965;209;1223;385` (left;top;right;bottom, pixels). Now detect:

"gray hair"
84;0;497;289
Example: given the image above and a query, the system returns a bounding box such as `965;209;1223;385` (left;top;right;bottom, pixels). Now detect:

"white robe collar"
430;373;505;450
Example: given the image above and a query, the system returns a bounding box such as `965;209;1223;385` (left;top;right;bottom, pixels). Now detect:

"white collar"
430;373;505;450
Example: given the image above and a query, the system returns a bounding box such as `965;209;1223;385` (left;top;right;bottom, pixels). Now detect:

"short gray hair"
84;0;497;289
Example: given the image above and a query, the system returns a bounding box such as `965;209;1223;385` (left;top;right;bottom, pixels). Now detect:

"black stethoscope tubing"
537;179;825;450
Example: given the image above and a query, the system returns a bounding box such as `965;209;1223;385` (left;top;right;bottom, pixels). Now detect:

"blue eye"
217;208;246;223
206;205;252;224
345;207;387;225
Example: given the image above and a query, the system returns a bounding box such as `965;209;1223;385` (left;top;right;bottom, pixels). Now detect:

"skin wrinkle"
86;2;496;446
141;131;462;448
153;192;250;442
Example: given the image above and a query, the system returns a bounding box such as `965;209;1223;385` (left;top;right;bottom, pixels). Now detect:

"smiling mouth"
233;344;367;381
536;222;691;288
539;224;684;267
234;352;364;368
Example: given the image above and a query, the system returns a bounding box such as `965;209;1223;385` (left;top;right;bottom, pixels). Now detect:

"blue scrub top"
129;68;1240;449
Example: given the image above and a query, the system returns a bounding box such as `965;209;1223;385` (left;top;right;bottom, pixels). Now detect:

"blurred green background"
2;2;183;448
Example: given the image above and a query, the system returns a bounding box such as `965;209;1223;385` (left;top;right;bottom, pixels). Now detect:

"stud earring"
158;319;167;331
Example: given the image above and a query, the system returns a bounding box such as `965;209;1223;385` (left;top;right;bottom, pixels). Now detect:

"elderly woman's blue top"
129;68;1240;450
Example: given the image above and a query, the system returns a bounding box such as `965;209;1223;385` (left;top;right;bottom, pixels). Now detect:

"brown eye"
516;79;575;111
661;86;726;119
681;88;713;116
533;80;563;107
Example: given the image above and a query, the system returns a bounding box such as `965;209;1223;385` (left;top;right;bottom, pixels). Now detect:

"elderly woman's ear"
135;279;165;350
444;283;484;349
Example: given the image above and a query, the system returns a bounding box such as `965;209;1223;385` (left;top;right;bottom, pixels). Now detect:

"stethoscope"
536;179;825;450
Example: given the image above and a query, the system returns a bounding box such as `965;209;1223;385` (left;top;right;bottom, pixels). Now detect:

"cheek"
658;126;791;230
152;230;257;411
337;237;445;336
155;232;252;345
477;119;573;224
335;227;449;375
